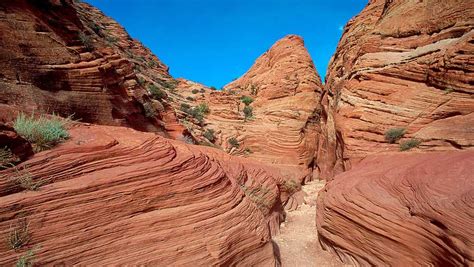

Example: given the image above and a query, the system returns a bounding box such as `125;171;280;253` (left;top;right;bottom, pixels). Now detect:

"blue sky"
85;0;367;87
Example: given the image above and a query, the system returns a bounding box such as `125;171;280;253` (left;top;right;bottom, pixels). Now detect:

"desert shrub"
196;103;210;115
200;88;205;93
137;77;146;85
250;84;258;95
228;137;239;148
243;106;253;119
9;165;47;191
210;86;217;91
186;96;195;101
16;248;35;267
159;79;178;91
143;102;157;118
444;88;454;94
180;103;191;112
14;113;69;152
281;179;301;194
105;35;118;44
147;60;157;68
384;128;406;143
203;129;215;142
244;148;252;155
0;147;19;169
240;96;254;106
78;32;93;51
399;139;421;151
240;184;272;213
191;89;199;94
148;84;166;100
8;218;30;250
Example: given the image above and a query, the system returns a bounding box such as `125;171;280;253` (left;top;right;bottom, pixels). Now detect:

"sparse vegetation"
200;88;205;93
16;248;36;267
240;96;254;106
228;137;239;148
186;96;195;101
244;147;252;155
177;135;194;144
240;184;272;213
191;89;199;94
0;147;19;169
444;88;454;94
203;129;215;142
143;102;157;118
243;106;253;120
137;77;146;85
148;84;166;100
210;86;217;91
8;218;30;250
400;138;421;151
281;179;301;194
384;128;406;144
9;165;48;191
180;103;208;124
14;113;69;152
147;60;157;68
196;103;210;115
78;32;93;51
250;84;258;95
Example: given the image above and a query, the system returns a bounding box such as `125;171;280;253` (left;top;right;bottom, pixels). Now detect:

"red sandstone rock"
316;151;474;266
0;123;33;162
319;0;474;178
0;123;297;265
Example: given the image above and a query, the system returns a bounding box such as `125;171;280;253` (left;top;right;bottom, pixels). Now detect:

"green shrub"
196;103;210;115
137;77;146;85
243;106;253;119
148;84;166;100
203;129;215;142
180;103;191;112
186;96;195;101
384;128;406;143
16;248;35;267
143;102;157;118
399;139;421;151
228;137;239;148
147;60;157;68
241;96;254;106
210;86;217;91
14;113;69;152
78;32;93;51
281;179;301;194
191;89;199;94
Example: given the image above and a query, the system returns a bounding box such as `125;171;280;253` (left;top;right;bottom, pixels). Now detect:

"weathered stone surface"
319;0;474;178
0;123;298;265
316;151;474;266
0;123;33;162
0;0;183;136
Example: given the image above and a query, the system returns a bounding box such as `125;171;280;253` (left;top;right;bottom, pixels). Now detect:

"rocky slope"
318;0;474;177
174;35;323;181
317;151;474;266
316;0;474;265
0;122;301;265
0;0;184;136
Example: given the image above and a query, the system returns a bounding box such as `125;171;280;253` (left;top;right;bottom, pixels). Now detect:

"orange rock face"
318;0;474;177
316;151;474;266
0;123;298;265
0;0;183;136
175;35;323;180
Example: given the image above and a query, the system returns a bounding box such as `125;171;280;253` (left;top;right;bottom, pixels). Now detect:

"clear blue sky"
85;0;367;88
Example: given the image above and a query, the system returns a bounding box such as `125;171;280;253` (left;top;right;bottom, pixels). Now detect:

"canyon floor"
274;180;343;267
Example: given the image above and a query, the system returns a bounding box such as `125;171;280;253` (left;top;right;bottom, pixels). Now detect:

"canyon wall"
317;0;474;265
0;0;183;136
318;0;474;177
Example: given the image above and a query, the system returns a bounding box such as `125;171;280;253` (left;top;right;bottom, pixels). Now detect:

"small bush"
203;129;215;142
143;102;157;118
210;86;217;91
241;96;254;106
186;96;195;101
180;103;191;112
196;103;210;115
191;89;199;94
281;179;301;194
148;84;166;100
147;60;157;68
14;113;69;152
16;248;35;267
444;88;454;94
384;128;406;143
200;88;205;93
137;77;146;85
243;106;253;120
0;147;19;169
228;137;239;148
78;32;93;51
9;165;48;191
8;218;30;250
400;139;421;151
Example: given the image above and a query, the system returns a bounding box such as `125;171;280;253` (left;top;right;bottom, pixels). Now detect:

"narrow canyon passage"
274;180;342;267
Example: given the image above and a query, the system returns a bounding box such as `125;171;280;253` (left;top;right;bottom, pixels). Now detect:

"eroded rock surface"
0;123;299;265
317;151;474;266
318;0;474;177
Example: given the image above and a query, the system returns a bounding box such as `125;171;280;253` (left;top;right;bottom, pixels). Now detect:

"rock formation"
0;123;299;265
316;0;474;265
318;0;474;177
317;151;474;266
0;0;184;136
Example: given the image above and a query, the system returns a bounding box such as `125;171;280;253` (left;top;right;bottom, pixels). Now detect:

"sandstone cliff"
0;0;184;136
318;0;474;177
